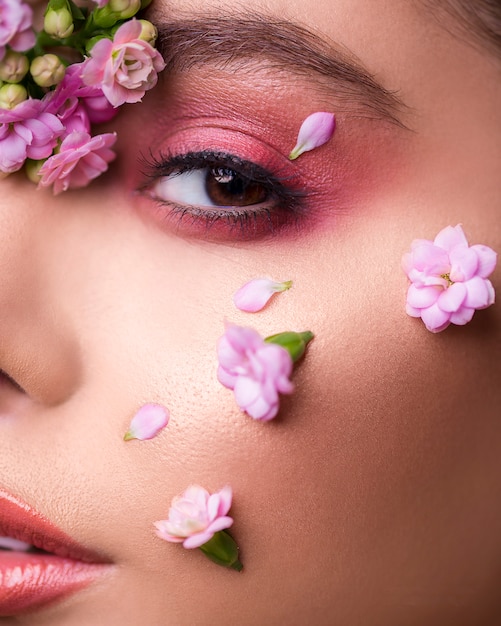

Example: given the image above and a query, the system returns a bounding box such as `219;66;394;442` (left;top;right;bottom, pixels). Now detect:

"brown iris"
205;167;268;207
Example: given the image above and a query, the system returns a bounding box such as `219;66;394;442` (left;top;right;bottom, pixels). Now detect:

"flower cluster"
403;224;497;332
217;324;295;421
0;0;165;192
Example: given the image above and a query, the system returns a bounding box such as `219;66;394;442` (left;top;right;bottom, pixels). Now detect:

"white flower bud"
0;51;30;84
44;7;74;38
30;54;66;87
0;83;28;109
25;159;46;184
108;0;140;19
137;19;158;45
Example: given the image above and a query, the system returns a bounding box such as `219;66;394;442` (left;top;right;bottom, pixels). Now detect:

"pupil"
205;167;267;206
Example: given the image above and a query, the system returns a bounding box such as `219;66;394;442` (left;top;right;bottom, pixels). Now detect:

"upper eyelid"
138;150;306;200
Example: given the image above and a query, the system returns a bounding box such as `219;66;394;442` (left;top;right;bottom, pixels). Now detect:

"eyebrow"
154;14;407;127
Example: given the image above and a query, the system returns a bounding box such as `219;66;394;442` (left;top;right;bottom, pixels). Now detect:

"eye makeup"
125;67;409;243
138;148;308;240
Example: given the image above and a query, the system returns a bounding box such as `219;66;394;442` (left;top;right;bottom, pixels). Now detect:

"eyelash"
138;150;307;239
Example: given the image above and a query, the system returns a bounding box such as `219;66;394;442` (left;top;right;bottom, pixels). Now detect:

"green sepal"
44;0;70;16
264;330;314;362
67;0;86;23
198;531;243;572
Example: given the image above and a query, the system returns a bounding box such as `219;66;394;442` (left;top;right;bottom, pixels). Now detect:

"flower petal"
289;112;335;160
123;403;169;441
233;278;292;312
449;307;475;325
433;224;468;251
449;246;478;282
183;532;214;549
406;284;441;309
463;276;493;309
420;303;451;333
471;244;497;278
437;282;467;312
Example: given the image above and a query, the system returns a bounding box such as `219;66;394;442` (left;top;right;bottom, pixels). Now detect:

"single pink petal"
233;278;292;312
420;303;451;333
153;520;185;543
449;246;479;282
205;516;234;535
437;282;467;313
411;242;450;274
185;486;210;512
248;398;279;421
113;18;142;45
216;485;233;517
463;276;493;309
123;403;169;441
289;112;335;160
433;224;468;252
471;244;497;278
217;365;237;390
405;303;422;318
234;377;279;420
233;376;263;409
486;280;496;306
183;531;214;549
449;306;475;326
406;284;441;309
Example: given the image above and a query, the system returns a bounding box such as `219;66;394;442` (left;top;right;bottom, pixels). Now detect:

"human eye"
137;149;306;241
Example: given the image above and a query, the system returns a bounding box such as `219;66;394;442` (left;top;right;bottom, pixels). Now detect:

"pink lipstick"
0;489;112;615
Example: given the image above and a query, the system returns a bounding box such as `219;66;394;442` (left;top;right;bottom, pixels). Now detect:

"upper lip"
0;488;110;563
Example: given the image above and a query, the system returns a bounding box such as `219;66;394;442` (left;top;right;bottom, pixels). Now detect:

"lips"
0;488;112;616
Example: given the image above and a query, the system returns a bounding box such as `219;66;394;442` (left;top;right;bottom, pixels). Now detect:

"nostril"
0;369;26;394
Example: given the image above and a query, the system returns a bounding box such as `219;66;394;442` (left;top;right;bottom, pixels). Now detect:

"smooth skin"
0;0;500;624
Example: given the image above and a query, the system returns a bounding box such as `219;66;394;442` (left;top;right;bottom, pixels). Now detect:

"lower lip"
0;551;108;615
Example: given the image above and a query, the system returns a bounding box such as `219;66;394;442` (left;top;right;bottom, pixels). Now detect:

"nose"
0;178;82;406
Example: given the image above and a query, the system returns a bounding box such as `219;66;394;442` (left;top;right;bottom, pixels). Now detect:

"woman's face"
1;0;500;623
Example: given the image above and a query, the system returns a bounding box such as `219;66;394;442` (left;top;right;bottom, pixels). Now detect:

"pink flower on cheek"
217;324;294;421
38;130;117;194
81;19;166;107
154;485;234;549
402;224;497;332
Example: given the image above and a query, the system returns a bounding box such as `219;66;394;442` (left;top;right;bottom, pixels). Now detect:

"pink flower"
289;111;335;160
0;98;64;173
80;19;166;108
123;403;170;441
402;225;497;332
38;130;117;194
154;485;233;549
42;63;118;126
0;0;35;62
217;324;294;421
233;278;292;312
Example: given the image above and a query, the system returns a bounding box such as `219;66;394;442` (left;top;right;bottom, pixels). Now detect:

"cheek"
150;216;500;605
